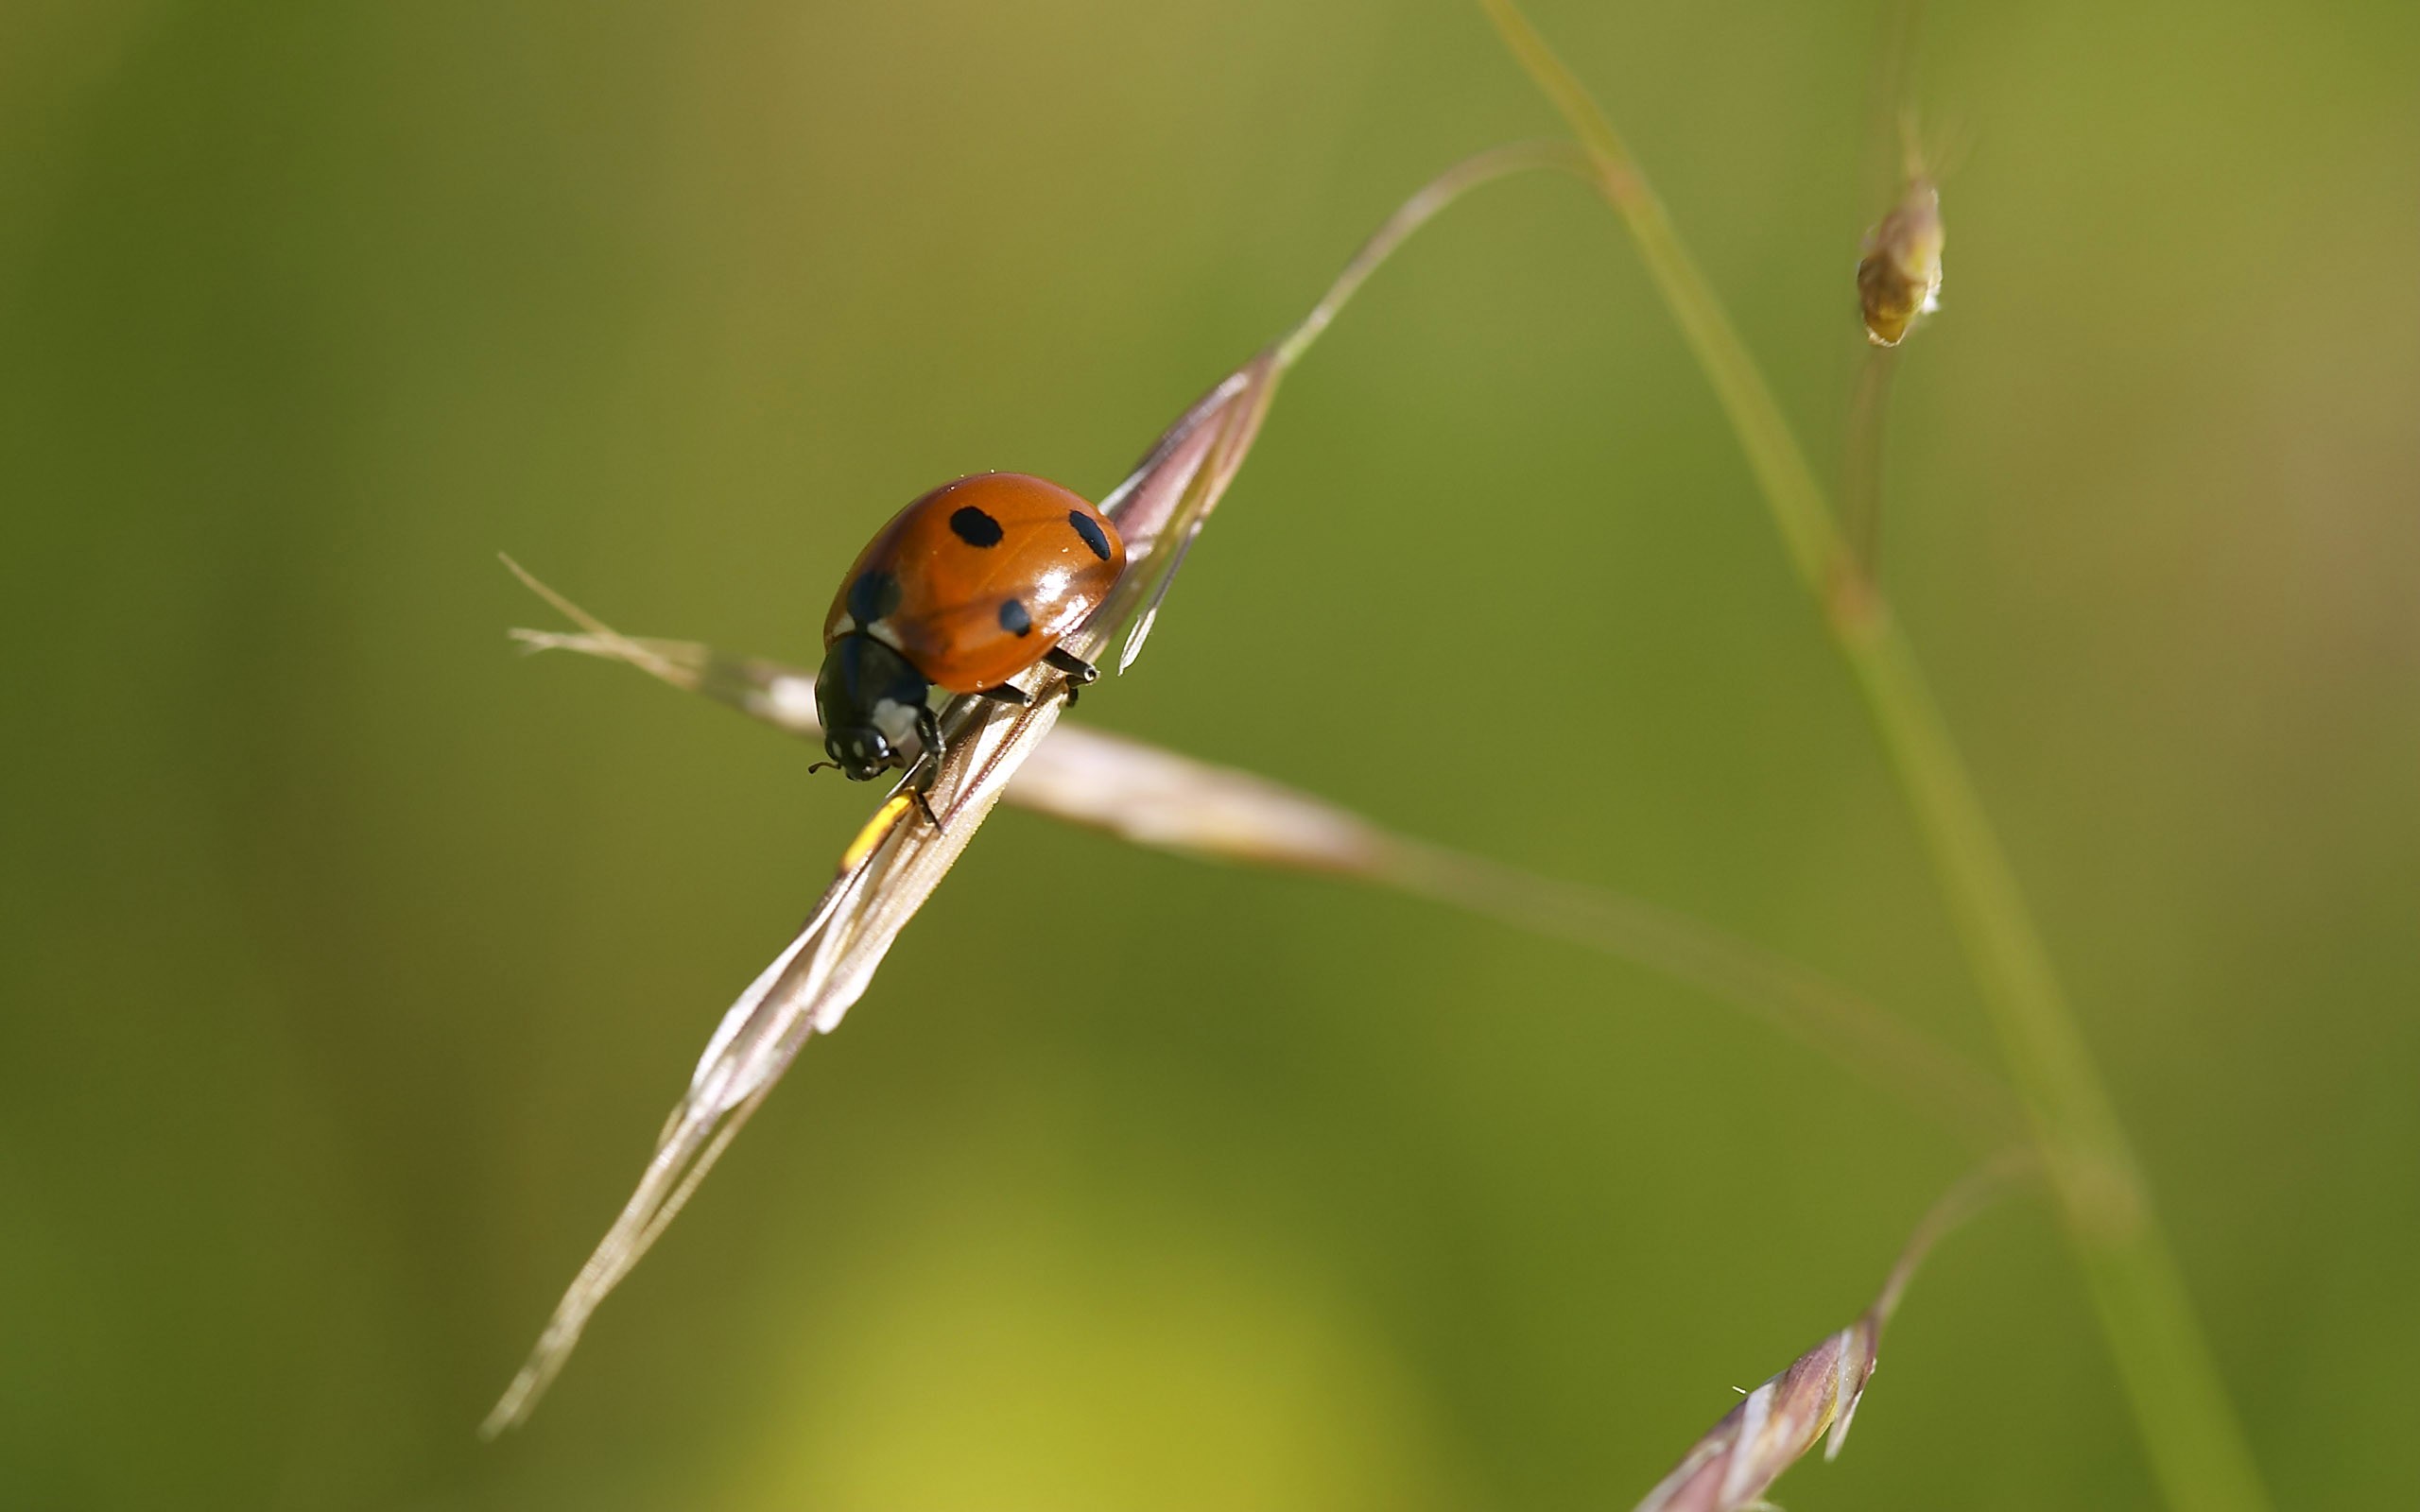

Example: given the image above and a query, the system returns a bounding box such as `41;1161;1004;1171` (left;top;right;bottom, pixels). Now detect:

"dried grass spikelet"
479;141;1575;1436
1631;1160;2021;1512
1856;120;1945;348
1636;1317;1880;1512
1844;105;1950;576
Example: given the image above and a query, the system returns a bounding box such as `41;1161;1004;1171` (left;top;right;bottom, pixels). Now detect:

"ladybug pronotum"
814;472;1126;801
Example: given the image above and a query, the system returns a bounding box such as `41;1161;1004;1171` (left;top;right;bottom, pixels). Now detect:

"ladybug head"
822;724;894;782
814;632;930;782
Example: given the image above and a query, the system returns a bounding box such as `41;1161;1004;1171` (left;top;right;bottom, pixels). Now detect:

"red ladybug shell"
823;472;1126;694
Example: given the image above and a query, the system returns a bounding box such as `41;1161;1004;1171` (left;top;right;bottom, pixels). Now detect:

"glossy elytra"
814;472;1127;807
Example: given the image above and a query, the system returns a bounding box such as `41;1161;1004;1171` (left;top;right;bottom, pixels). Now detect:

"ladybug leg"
974;683;1031;706
1043;646;1098;684
908;707;948;832
1043;645;1098;706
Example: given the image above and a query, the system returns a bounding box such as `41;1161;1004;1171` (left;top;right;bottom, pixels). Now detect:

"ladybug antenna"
806;760;840;776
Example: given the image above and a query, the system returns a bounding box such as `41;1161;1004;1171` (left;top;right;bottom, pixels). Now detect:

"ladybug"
814;472;1126;801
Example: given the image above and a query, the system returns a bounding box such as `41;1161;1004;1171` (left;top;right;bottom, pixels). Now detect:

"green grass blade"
1478;4;2272;1508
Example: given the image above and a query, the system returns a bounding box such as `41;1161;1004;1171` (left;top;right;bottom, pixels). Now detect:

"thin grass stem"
513;592;2022;1149
1372;838;2017;1150
1841;345;1898;579
1478;5;2271;1508
1273;138;1587;370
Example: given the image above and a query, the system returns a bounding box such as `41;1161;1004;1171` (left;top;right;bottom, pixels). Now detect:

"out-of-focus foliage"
1;2;2412;1508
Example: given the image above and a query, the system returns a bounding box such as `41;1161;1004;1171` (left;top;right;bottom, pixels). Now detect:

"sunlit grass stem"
1478;4;2271;1510
1273;138;1586;371
505;597;2022;1152
1373;839;2016;1150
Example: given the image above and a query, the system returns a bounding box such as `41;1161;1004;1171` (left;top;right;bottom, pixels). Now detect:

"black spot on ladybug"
846;568;902;625
949;506;1005;547
1067;509;1113;561
998;598;1033;637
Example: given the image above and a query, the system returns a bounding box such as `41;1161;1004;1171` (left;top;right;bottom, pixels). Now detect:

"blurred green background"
5;1;2414;1506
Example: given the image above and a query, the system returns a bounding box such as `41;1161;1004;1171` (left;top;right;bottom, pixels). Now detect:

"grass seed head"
1630;1160;2023;1511
1634;1314;1880;1512
1858;174;1944;347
